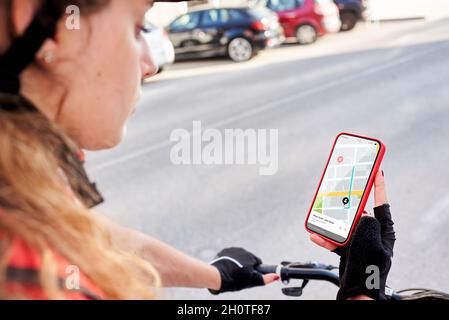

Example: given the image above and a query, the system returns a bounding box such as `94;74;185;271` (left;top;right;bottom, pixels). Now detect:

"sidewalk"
366;0;449;22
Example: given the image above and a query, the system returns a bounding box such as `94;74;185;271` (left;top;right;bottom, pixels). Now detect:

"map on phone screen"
307;134;380;242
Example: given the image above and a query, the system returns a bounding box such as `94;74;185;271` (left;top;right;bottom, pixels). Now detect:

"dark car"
333;0;366;31
167;6;285;62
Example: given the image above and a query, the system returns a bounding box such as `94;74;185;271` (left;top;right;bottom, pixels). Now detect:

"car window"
201;9;220;26
201;9;234;26
220;9;231;24
170;12;200;31
228;9;248;22
267;0;304;11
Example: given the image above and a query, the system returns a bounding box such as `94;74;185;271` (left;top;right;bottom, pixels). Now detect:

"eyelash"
140;26;150;33
136;25;149;37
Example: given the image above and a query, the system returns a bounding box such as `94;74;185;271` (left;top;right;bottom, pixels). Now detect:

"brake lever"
282;279;310;297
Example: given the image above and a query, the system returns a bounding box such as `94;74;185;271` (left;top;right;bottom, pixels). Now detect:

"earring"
43;52;54;64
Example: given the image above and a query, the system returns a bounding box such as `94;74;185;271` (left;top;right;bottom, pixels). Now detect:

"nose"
141;39;158;79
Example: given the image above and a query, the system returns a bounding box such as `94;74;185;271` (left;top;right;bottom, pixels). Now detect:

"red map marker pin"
337;156;344;163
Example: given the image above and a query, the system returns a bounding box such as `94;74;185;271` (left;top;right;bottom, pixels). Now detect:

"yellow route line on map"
318;190;364;197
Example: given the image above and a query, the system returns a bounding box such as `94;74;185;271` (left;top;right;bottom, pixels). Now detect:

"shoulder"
3;236;105;300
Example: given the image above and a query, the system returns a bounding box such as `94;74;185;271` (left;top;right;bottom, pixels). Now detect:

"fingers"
310;234;338;251
374;169;388;207
262;273;280;285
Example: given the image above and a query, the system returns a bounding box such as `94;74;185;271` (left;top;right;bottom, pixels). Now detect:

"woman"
0;0;395;300
0;0;279;299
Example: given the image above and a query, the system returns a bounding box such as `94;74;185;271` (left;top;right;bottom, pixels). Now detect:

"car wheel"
227;37;253;62
296;25;317;45
340;12;357;31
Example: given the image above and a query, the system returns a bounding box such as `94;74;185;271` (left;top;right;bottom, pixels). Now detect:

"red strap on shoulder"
4;237;105;299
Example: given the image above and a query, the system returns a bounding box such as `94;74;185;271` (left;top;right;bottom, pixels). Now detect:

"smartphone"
305;132;386;247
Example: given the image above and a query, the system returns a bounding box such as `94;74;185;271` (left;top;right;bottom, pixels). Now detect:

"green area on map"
313;195;323;214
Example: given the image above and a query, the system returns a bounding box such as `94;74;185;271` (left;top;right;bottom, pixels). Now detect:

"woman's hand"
310;169;387;251
336;209;396;300
208;247;279;295
308;169;396;300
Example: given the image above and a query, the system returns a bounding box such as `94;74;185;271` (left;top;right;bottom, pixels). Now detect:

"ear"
10;0;41;37
35;38;58;65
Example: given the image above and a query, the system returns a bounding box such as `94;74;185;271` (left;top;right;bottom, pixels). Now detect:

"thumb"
310;234;338;251
262;273;280;285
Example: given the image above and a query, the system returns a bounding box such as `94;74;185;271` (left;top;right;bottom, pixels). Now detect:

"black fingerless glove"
373;204;396;258
334;204;396;300
209;247;265;295
332;244;348;283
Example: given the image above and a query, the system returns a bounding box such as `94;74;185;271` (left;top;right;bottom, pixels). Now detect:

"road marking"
414;191;449;243
89;41;449;173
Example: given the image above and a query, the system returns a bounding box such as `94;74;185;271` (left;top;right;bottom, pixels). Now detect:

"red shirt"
3;236;105;299
2;150;105;299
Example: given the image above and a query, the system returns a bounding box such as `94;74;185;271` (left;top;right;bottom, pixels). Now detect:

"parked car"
257;0;341;44
167;6;285;62
142;21;175;74
333;0;366;31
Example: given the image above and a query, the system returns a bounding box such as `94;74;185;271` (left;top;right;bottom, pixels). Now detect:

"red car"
260;0;341;44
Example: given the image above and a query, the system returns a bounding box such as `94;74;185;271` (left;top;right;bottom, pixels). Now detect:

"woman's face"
21;0;157;150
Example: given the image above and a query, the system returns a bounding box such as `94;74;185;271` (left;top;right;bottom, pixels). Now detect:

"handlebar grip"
256;264;278;274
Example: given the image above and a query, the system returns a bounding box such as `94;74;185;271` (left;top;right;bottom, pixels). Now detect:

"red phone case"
304;132;386;247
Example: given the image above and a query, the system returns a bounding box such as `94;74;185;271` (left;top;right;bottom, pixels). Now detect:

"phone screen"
306;134;381;243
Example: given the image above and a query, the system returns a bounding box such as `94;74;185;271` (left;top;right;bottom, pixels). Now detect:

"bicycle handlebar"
256;262;340;286
257;261;406;300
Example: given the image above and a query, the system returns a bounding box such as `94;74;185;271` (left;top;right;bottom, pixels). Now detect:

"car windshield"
170;12;200;30
266;0;304;12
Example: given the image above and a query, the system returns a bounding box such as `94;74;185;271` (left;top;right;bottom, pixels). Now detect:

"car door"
217;9;238;44
168;11;202;54
198;9;228;54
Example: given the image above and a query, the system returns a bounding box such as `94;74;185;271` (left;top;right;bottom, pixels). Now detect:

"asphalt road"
86;18;449;299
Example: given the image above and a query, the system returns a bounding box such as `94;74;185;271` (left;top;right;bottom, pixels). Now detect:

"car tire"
296;24;317;45
227;37;254;62
340;12;358;31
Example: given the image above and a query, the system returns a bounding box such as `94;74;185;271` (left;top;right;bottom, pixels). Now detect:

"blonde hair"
0;94;161;299
0;0;161;299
